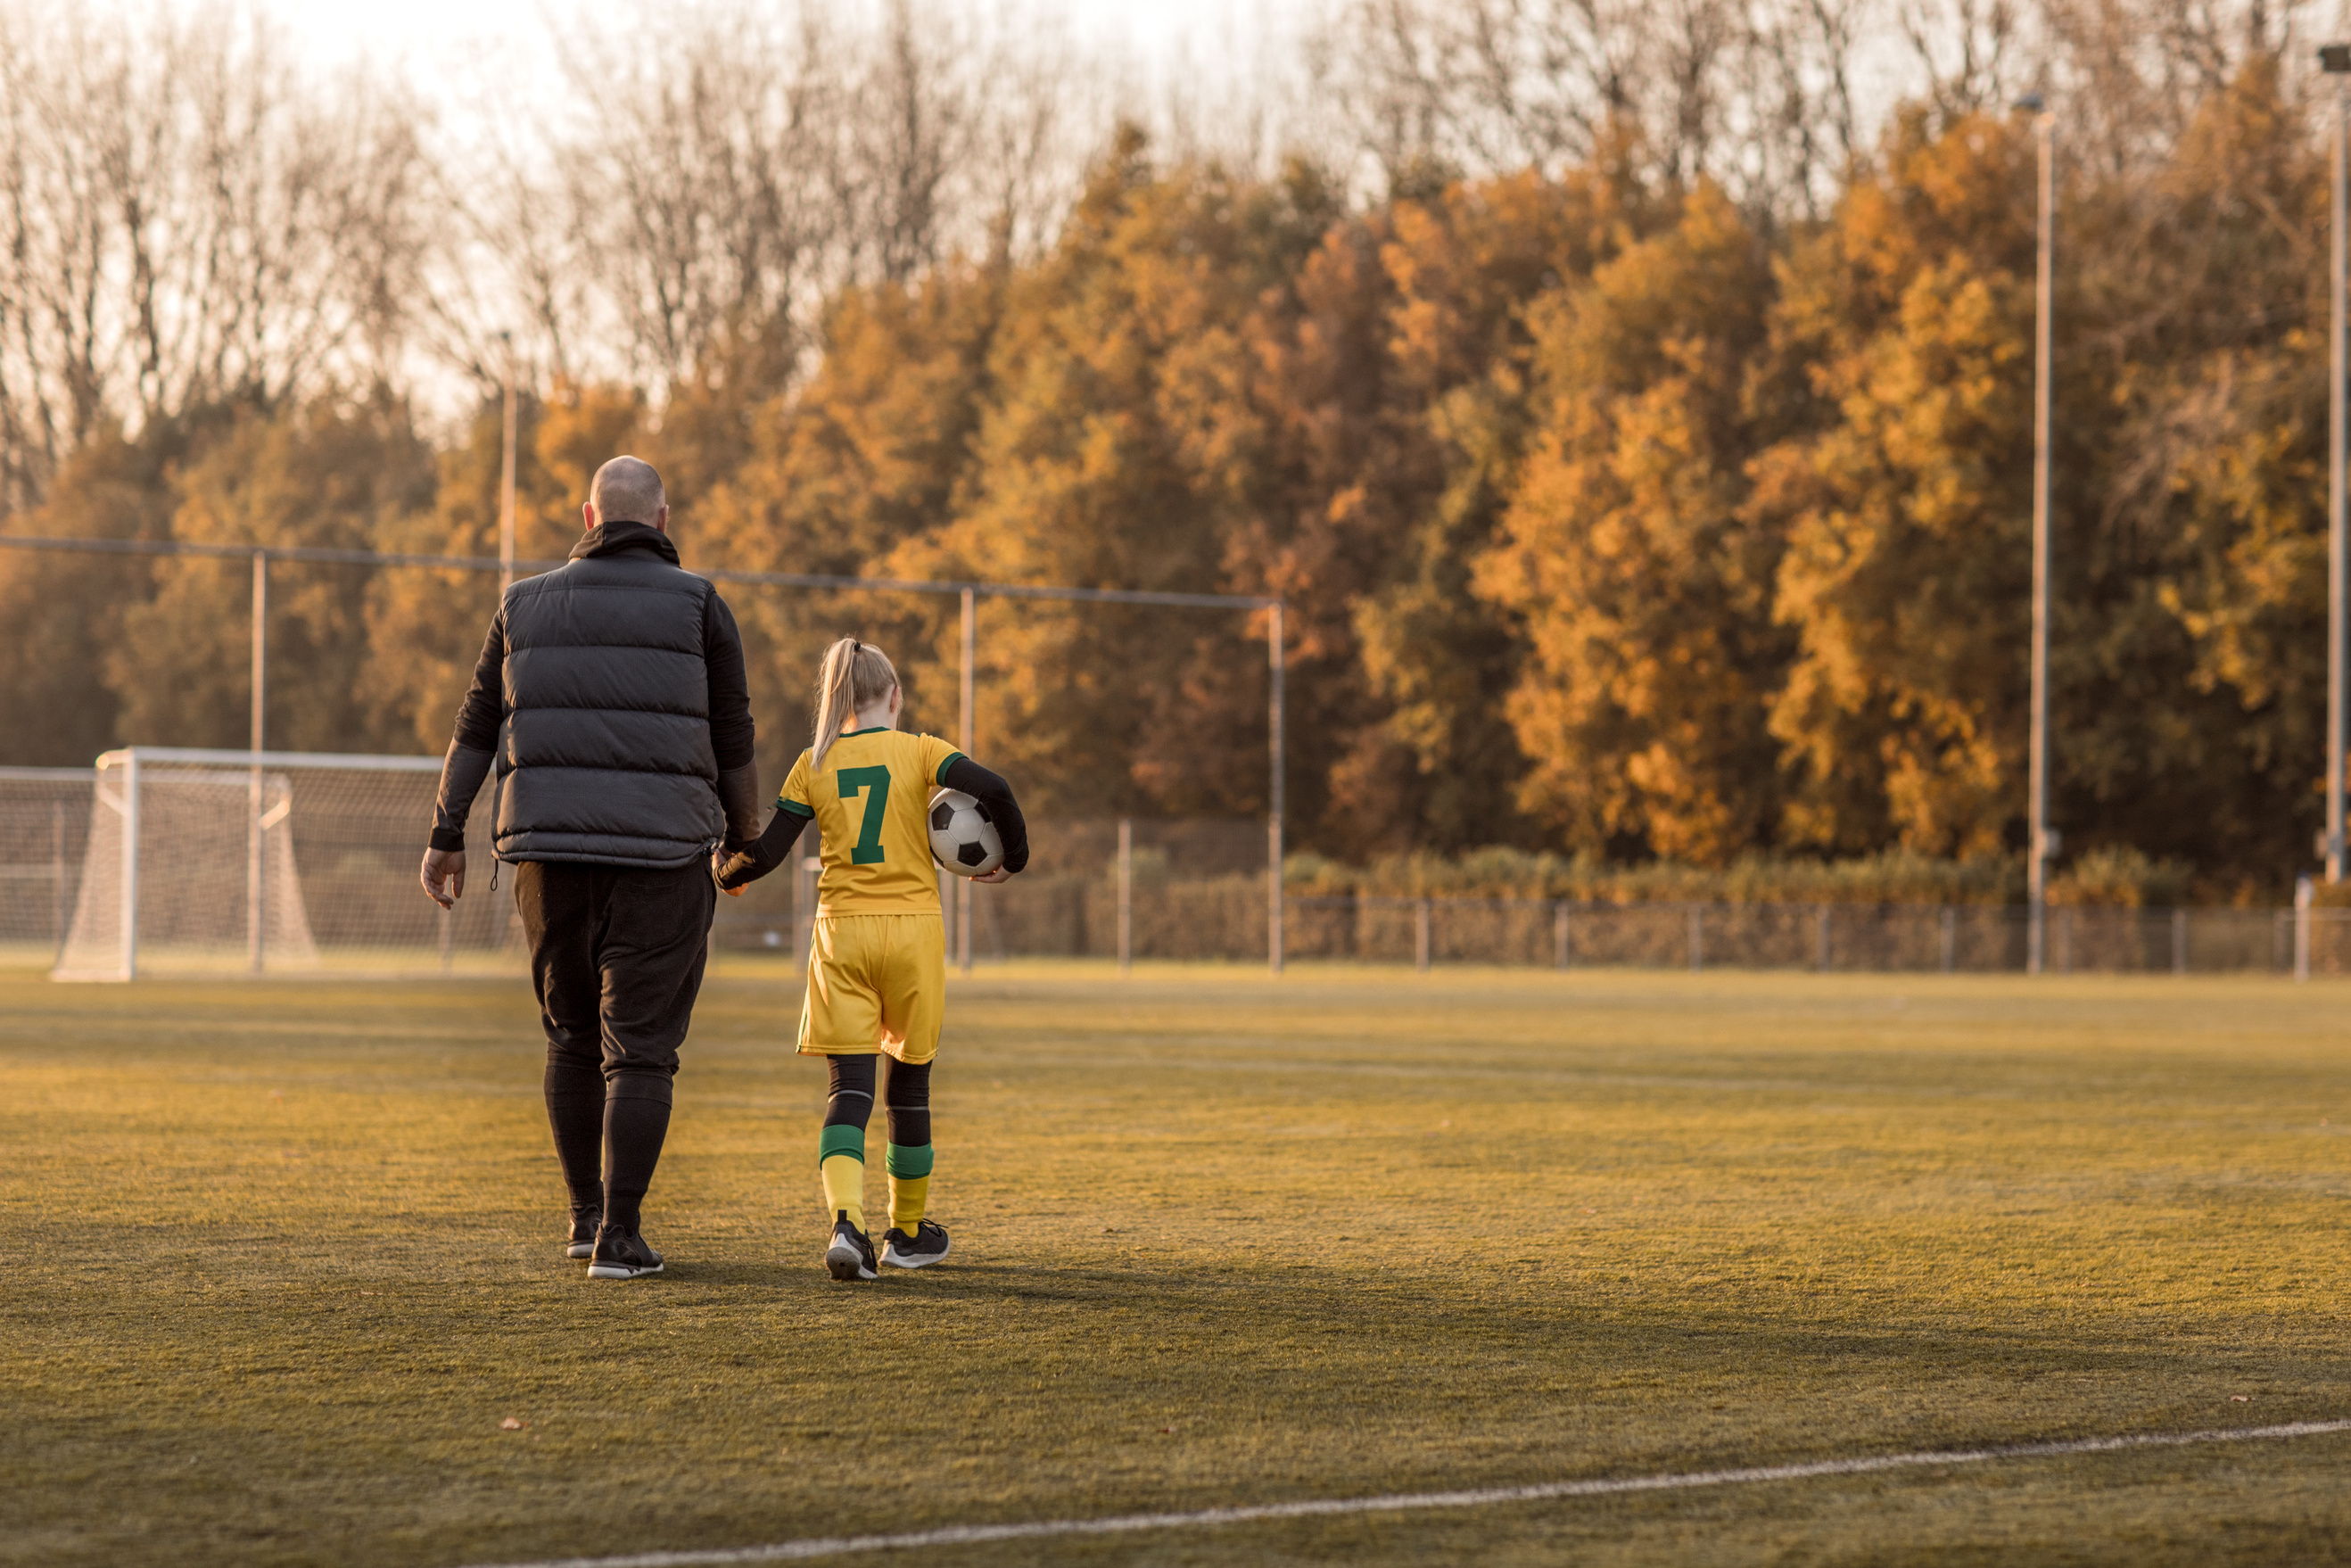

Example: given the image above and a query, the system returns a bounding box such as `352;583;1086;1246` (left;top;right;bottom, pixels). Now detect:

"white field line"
462;1419;2351;1568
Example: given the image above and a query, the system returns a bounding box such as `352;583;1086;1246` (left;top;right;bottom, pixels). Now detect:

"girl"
717;638;1028;1281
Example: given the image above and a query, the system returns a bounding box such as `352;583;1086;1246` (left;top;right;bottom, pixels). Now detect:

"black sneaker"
586;1224;664;1280
565;1204;601;1260
880;1218;951;1269
824;1211;878;1282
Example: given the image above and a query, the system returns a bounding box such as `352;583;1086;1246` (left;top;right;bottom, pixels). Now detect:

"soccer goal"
49;747;510;981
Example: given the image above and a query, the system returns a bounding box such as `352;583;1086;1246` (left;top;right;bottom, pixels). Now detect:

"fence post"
2296;876;2314;983
1415;897;1431;973
247;552;268;975
1554;901;1570;971
2172;907;2188;977
2058;907;2074;975
441;903;454;973
1815;905;1831;973
1689;904;1703;973
1117;817;1132;976
1939;906;1957;974
51;800;66;958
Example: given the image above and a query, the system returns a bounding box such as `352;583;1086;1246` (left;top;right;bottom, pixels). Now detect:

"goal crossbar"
90;747;441;773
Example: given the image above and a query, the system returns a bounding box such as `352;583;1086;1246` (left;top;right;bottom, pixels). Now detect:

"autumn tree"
1477;180;1780;864
873;129;1339;821
363;382;642;753
692;263;1005;778
111;393;434;753
0;425;188;764
1313;162;1646;855
1751;110;2042;857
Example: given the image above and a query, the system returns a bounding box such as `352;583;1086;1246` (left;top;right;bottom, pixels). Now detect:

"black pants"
514;859;715;1231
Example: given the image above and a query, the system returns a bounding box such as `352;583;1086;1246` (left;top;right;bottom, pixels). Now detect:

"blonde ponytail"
811;637;900;767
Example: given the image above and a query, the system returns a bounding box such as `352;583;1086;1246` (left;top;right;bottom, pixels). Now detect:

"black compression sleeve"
884;1058;931;1148
825;1054;877;1130
715;804;811;889
942;755;1028;874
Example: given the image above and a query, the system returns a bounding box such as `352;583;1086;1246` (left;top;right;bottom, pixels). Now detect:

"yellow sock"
819;1128;866;1234
889;1174;928;1234
886;1142;933;1233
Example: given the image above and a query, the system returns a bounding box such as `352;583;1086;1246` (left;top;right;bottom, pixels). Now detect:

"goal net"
48;748;513;980
0;767;95;967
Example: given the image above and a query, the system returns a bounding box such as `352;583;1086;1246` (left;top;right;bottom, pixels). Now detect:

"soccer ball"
928;788;1003;877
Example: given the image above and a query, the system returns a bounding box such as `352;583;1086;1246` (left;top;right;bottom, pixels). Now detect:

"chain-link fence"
6;782;2336;977
1286;896;2318;975
914;884;2324;974
714;816;2331;976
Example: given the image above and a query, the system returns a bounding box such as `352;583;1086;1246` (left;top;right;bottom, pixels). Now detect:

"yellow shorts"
796;912;946;1063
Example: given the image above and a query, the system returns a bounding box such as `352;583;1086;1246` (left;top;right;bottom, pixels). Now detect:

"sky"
301;0;1270;81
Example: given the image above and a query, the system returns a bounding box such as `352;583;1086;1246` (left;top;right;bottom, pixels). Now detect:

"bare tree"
1310;0;1827;205
0;2;433;511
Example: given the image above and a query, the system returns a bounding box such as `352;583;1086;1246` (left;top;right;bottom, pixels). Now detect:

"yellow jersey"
777;728;965;914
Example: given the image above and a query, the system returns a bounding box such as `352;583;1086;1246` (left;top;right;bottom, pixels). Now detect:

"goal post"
50;747;507;981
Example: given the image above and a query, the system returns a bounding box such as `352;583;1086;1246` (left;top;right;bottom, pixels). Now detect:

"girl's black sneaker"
566;1205;602;1260
825;1212;879;1281
880;1219;951;1268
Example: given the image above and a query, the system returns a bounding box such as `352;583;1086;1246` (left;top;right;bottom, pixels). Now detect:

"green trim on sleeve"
777;798;815;819
934;750;966;786
818;1125;866;1165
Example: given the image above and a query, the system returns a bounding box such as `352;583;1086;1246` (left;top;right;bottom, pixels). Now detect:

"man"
418;456;760;1281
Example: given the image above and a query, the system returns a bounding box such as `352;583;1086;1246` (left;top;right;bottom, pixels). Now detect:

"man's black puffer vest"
494;525;724;868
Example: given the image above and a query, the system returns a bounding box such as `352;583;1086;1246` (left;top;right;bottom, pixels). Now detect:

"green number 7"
837;766;892;865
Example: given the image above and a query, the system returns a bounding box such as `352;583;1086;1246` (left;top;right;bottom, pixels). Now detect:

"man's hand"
421;847;466;909
714;844;770;895
972;865;1013;885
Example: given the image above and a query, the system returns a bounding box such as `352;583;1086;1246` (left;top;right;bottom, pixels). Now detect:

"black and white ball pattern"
928;788;1004;877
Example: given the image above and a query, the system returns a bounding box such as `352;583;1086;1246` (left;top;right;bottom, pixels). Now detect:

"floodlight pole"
2023;98;2057;976
958;585;975;976
2325;47;2351;881
499;332;517;599
248;551;268;974
1268;602;1284;975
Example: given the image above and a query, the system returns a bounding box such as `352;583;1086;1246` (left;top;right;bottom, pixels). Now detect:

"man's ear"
582;500;597;531
654;504;671;534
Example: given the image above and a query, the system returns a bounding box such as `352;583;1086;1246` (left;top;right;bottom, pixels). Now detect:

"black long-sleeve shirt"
717;753;1029;888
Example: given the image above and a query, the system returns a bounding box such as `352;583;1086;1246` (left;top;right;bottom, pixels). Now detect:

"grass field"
5;961;2350;1566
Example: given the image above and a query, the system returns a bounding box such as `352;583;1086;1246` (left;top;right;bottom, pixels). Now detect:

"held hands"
420;848;465;909
712;844;766;895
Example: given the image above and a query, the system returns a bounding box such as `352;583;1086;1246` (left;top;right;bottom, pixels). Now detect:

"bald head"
589;456;667;530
